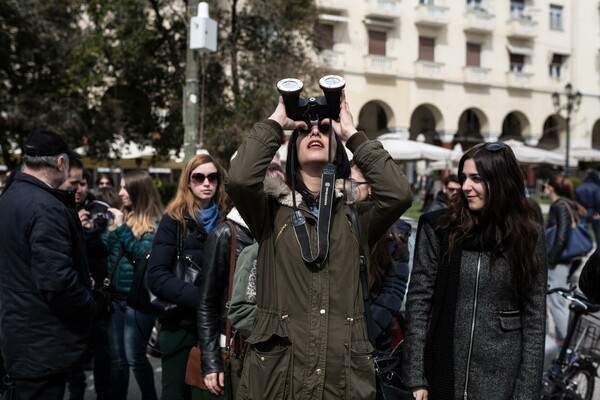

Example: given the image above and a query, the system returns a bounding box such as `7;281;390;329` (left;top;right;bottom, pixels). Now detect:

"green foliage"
156;181;178;206
1;0;319;168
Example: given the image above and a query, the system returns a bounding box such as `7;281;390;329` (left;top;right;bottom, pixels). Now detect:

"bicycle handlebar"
547;286;600;313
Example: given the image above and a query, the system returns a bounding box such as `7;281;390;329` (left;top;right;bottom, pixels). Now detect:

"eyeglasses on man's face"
347;178;368;186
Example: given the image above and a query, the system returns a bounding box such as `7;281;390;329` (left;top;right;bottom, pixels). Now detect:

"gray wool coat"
403;218;547;400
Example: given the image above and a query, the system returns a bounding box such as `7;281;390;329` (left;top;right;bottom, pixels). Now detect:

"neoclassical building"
314;0;600;160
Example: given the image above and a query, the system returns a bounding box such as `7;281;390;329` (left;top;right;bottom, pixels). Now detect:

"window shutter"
466;43;481;67
419;37;435;61
368;30;387;56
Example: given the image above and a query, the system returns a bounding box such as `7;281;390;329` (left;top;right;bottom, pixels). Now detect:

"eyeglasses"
190;172;219;185
484;142;507;152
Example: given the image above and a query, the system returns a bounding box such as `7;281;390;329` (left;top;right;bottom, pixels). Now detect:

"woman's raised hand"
268;96;307;131
321;92;358;141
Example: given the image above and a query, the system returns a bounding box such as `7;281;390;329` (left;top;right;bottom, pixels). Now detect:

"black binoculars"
276;75;346;131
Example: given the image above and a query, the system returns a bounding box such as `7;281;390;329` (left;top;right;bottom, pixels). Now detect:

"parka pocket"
499;310;522;331
238;334;292;399
343;340;376;400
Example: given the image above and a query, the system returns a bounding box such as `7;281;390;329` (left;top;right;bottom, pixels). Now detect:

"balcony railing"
463;8;495;33
415;4;449;27
506;70;533;88
463;66;491;85
364;55;397;76
506;17;538;39
415;60;445;80
318;50;345;70
366;0;401;18
315;0;346;12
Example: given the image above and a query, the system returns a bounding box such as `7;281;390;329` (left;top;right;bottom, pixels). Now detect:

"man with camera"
0;130;95;399
60;157;112;400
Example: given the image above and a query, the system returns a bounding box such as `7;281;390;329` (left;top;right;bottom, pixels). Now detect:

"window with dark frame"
419;37;435;61
549;54;566;78
550;4;563;30
316;23;334;50
368;30;387;56
466;42;481;67
509;53;525;72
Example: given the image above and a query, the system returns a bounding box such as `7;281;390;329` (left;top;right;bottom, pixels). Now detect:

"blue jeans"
108;298;157;400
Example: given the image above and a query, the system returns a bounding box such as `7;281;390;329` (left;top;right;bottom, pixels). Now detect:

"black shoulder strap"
176;220;183;258
104;249;124;288
348;206;376;347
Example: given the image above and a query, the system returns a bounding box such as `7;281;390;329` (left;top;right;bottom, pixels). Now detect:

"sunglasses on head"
483;142;507;152
190;172;219;185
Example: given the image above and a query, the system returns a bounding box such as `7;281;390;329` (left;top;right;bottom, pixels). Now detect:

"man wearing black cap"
0;129;95;399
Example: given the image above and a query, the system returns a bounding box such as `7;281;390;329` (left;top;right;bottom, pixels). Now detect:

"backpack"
228;242;259;339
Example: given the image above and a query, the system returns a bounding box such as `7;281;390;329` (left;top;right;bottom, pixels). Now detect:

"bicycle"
541;286;600;400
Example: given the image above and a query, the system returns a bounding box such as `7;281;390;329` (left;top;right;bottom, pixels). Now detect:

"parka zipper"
274;220;290;246
463;253;482;400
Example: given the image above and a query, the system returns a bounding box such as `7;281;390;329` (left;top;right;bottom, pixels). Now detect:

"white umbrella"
376;133;452;161
503;139;578;167
554;147;600;163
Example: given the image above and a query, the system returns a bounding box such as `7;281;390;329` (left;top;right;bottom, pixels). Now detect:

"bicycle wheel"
562;367;595;400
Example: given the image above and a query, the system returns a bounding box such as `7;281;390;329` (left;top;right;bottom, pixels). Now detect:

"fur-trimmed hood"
262;174;349;208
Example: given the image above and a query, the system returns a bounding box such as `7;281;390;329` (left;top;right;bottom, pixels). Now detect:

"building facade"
314;0;600;161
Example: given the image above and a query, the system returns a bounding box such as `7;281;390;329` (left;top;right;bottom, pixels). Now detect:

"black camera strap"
291;163;336;264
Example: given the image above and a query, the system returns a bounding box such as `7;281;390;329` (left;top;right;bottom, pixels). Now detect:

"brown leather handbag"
185;221;238;391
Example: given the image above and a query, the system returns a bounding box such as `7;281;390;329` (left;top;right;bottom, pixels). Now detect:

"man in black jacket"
61;159;111;400
425;174;460;213
0;129;95;399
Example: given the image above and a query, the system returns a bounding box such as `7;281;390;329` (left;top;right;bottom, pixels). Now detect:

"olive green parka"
226;120;412;400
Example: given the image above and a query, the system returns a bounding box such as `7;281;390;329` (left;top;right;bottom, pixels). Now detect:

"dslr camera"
276;75;346;132
91;211;113;229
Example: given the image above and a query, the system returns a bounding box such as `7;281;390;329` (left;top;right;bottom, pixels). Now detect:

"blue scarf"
197;201;219;233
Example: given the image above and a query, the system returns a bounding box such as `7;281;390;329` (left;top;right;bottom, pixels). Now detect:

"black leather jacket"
197;217;254;376
546;198;577;266
147;213;214;329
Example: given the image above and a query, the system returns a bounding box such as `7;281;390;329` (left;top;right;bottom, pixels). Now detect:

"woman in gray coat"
402;142;547;400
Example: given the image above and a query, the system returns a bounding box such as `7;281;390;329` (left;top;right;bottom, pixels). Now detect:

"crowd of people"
0;88;599;400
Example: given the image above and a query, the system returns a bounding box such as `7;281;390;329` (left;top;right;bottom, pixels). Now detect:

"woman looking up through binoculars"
225;79;412;399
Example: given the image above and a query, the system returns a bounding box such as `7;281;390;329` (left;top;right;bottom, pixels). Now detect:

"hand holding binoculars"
276;75;346;132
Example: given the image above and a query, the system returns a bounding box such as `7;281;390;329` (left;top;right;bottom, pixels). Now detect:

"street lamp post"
183;2;217;163
551;83;582;176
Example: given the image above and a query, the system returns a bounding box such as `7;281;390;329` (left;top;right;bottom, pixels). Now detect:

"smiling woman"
403;142;548;400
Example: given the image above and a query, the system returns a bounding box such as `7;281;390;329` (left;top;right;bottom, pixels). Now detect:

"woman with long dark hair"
226;94;412;399
402;142;547;400
147;154;227;399
104;170;163;400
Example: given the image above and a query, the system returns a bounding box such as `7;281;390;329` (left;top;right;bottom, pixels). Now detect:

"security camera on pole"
183;1;217;163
